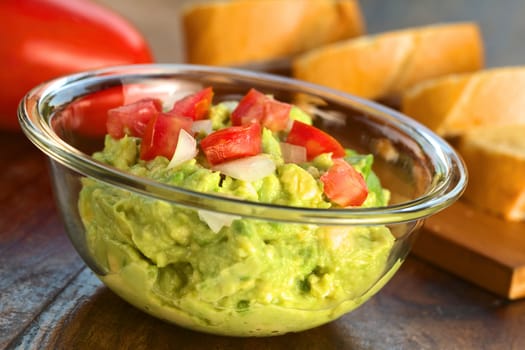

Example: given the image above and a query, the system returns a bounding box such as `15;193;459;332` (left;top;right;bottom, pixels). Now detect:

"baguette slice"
457;125;525;221
182;0;365;66
292;22;483;101
401;66;525;137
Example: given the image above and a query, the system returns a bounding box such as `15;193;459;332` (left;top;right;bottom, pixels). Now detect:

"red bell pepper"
0;0;154;131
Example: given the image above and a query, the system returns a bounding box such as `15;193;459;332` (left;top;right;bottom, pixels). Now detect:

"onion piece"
220;100;239;112
167;129;198;169
191;119;213;135
280;142;307;164
307;105;346;126
212;154;276;182
285;118;295;133
161;84;204;111
198;209;240;233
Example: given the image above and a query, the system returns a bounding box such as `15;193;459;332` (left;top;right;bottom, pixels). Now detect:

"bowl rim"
18;63;467;225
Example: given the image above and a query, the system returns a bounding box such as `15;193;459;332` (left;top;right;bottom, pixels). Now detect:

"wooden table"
3;1;525;348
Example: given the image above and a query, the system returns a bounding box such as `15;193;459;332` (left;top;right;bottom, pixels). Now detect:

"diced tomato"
231;88;291;131
200;122;262;165
139;113;193;161
166;87;214;120
54;83;173;137
286;120;346;160
321;159;368;207
261;97;292;131
107;98;162;139
231;88;265;126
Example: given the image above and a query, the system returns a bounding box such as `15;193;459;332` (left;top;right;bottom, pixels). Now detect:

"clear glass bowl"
18;64;466;337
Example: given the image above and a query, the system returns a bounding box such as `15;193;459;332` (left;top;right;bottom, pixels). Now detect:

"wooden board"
412;200;525;300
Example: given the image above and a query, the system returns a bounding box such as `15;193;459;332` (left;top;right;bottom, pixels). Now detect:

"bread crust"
457;125;525;221
292;22;483;101
402;67;525;136
182;0;365;66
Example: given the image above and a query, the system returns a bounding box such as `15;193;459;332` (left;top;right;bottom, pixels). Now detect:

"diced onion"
123;81;177;108
198;210;241;233
220;100;239;112
161;83;205;110
285;118;295;132
191;119;213;135
212;155;276;182
167;129;198;169
305;105;346;126
280;142;307;164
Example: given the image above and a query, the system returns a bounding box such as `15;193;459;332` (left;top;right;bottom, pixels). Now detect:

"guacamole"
78;90;397;336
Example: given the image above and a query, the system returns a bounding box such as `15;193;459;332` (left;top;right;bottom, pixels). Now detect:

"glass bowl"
18;64;466;337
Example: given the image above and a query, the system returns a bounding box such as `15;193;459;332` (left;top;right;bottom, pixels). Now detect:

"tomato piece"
107;98;162;139
321;159;368;207
286;120;346;160
167;87;214;120
53;84;169;137
0;0;153;131
139;113;193;161
200;122;262;165
231;88;291;131
231;89;264;125
261;98;292;131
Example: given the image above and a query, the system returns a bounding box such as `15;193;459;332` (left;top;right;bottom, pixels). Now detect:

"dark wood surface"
2;131;525;350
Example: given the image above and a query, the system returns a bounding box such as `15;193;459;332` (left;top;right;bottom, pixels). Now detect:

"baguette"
401;66;525;137
456;125;525;221
292;22;483;101
182;0;365;66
